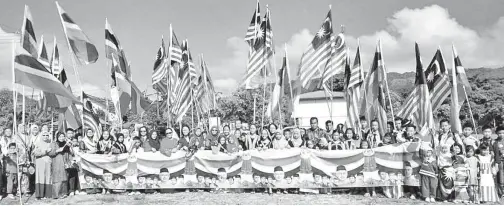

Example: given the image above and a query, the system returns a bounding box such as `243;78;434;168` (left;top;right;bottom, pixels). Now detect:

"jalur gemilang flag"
397;43;434;136
14;46;79;103
56;1;98;65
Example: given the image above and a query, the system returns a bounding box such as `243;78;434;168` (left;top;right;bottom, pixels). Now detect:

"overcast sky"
1;0;504;98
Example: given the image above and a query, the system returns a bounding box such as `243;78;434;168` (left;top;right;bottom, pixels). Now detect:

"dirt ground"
1;192;504;205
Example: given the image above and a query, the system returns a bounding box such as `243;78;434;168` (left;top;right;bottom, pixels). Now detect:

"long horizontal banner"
76;143;422;189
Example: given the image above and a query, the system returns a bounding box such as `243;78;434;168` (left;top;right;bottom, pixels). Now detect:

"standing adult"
32;131;53;199
51;132;72;199
432;119;463;155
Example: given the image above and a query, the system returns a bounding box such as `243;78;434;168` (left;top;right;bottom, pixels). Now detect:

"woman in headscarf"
144;130;161;153
255;129;272;150
206;126;220;150
220;125;232;142
249;124;260;149
272;129;289;150
81;128;98;154
29;124;40;149
267;123;278;140
112;133;128;154
288;128;305;148
51;132;72;199
32;131;53;199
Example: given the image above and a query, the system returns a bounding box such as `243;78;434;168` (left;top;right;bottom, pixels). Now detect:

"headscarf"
272;129;288;149
208;126;220;145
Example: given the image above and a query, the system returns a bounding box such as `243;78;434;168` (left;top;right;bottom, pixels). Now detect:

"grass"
1;192;504;205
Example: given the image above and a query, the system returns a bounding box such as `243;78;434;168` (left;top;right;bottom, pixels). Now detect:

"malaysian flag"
168;25;183;104
321;32;347;88
21;5;38;57
195;55;216;113
242;8;273;88
152;38;168;94
361;40;388;135
56;2;98;65
396;43;434;135
244;0;261;47
266;48;291;118
37;35;50;71
171;40;193;122
298;8;333;89
450;45;471;134
105;19;130;79
83;92;102;138
425;48;450;112
345;43;364;130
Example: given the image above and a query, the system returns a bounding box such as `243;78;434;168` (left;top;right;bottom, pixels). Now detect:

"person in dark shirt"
304;117;327;145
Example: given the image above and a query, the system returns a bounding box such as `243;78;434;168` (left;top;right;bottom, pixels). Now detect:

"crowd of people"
0;116;503;204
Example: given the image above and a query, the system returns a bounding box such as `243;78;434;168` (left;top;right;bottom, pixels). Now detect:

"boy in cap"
419;145;438;202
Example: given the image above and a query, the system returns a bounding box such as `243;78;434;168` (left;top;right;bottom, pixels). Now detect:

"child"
68;137;81;196
438;144;454;202
480;125;494;152
452;156;470;203
359;140;376;197
466;146;480;203
316;137;330;150
461;122;479;151
478;145;499;203
419;146;437;202
378;133;393;147
493;125;504;197
3;143;19;199
273;166;287;194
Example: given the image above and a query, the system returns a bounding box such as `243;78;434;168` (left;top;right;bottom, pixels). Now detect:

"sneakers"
430;197;436;202
7;194;15;199
410;194;416;200
425;197;431;202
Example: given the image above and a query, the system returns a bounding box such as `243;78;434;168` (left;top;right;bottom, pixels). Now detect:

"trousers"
421;175;438;198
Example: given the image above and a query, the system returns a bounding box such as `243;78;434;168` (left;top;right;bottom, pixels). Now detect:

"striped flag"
50;36;63;75
266;48;290;118
298;8;333;89
244;1;261;47
83;92;102;138
37;35;50;71
56;2;98;65
21;5;38;57
321;32;347;87
450;45;471;134
195;55;216;113
105;19;130;79
14;46;79;103
396;43;434;135
152;38;168;94
242;8;273;88
171;40;192;122
110;56;131;115
361;40;388;135
345;44;364;130
425;48;450;112
168;26;183;105
56;69;82;131
130;81;150;115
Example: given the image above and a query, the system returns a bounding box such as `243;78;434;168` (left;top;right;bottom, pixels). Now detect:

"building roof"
299;90;344;101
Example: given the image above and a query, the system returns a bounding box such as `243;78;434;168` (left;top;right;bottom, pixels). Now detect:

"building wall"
294;98;347;128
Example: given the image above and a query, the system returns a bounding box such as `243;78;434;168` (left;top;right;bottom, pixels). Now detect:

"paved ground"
1;192;503;205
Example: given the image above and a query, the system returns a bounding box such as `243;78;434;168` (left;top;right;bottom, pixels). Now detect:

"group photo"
1;0;504;205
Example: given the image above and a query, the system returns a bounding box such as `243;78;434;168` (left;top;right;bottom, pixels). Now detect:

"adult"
272;129;289;149
29;124;41;149
235;119;243;133
325;120;335;136
1;128;14;155
288;128;305;148
138;126;149;143
32;131;53;199
335;123;345;135
256;129;272;149
304;117;327;145
178;125;192;150
112;133;128;154
51;132;72;199
267;123;278;140
81;128;98;154
237;130;253;151
364;119;382;148
343;128;359;150
432;119;463;155
193;128;204;149
144;130;161;152
121;128;133;152
207;126;220;149
160;128;178;155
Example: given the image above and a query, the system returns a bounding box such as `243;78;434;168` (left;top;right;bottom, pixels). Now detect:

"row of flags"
13;2;157;135
244;2;472;134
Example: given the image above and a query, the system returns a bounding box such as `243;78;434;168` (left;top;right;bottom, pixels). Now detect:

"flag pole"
167;29;172;129
56;1;84;130
379;39;396;130
253;93;257;124
260;6;269;130
462;85;477;134
22;86;26;131
11;40;18;135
